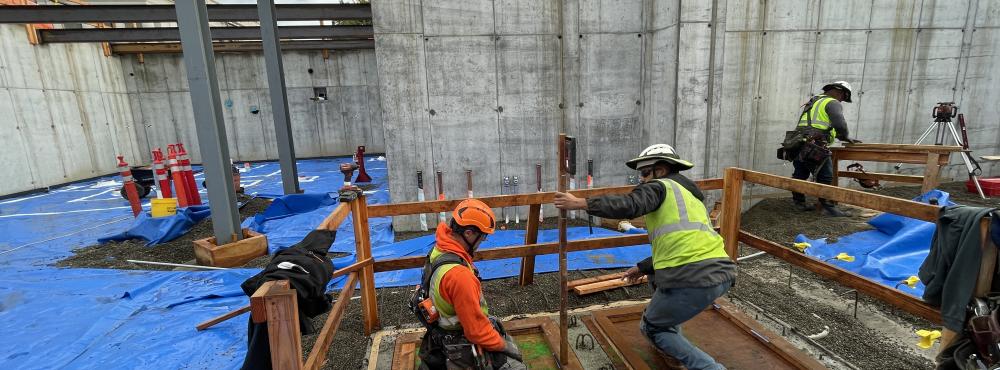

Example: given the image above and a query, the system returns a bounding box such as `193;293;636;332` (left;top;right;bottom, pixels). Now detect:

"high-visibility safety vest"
797;95;838;143
428;248;490;331
645;179;730;269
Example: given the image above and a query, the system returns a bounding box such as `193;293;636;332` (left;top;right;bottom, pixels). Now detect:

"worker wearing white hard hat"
553;144;734;370
784;81;863;216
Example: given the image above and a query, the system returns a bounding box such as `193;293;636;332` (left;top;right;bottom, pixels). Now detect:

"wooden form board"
829;144;960;193
590;301;826;370
568;272;648;295
389;317;584;370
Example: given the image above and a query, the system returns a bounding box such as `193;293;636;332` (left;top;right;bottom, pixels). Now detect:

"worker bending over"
554;144;735;370
410;199;525;370
786;81;862;216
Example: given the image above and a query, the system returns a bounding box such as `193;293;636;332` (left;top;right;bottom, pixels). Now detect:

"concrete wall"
719;0;1000;199
375;0;1000;230
122;50;385;165
0;25;139;196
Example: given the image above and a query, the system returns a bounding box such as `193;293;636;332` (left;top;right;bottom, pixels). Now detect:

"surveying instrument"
895;102;985;199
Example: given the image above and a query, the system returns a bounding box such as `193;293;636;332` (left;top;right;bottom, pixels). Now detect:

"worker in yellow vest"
789;81;862;216
554;144;735;370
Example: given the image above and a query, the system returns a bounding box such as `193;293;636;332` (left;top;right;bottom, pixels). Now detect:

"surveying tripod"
895;102;986;199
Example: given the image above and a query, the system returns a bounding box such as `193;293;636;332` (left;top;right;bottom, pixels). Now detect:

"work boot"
793;201;814;212
822;204;848;217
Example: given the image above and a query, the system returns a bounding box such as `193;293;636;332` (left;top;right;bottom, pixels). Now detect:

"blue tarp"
0;156;392;369
98;205;211;246
797;190;954;297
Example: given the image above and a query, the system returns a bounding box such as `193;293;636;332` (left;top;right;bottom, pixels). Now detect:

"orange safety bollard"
177;143;202;205
152;148;172;198
117;155;142;217
167;145;190;208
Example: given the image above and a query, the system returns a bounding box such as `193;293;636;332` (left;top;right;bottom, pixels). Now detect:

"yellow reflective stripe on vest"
646;179;729;269
797;96;837;141
427;248;489;331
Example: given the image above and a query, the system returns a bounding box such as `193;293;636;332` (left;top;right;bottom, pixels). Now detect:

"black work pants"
791;157;834;204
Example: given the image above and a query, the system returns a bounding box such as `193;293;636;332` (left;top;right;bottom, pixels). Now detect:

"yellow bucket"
151;198;178;218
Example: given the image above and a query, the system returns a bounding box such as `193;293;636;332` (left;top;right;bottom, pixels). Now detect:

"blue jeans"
791;157;833;204
640;281;732;370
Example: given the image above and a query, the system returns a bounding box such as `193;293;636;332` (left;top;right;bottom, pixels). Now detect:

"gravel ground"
56;195;271;270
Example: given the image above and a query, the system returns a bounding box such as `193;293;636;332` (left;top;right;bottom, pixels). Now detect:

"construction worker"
554;144;735;370
789;81;862;216
411;199;525;370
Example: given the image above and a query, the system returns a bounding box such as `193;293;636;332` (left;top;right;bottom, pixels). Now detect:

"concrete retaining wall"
375;0;1000;230
121;50;385;165
0;25;138;196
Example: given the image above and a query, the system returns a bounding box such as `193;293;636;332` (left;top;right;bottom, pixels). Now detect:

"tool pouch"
797;141;831;164
781;130;807;151
967;310;1000;365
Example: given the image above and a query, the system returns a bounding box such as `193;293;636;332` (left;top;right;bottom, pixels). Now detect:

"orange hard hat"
452;199;496;234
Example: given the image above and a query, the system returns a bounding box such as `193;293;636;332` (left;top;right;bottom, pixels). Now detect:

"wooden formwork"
210;165;998;369
589;301;825;370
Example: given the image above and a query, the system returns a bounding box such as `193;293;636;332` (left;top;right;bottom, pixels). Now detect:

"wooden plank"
922;152;942;194
712;300;826;369
592;306;657;370
263;282;303;370
303;273;359;370
391;332;424;370
572;276;647;295
367;178;723;217
518;203;541;286
708;201;723;228
351;195;380;334
740;169;941;222
196;305;250;331
566;272;627;289
738;231;941;323
839;143;964;152
374;234;649;272
836;170;924;184
316;202;351;231
831;150;949;165
981;155;1000;161
721;168;744;261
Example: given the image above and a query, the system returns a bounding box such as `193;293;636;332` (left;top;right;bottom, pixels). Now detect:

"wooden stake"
517;203;541;286
351;195;380;334
557;133;569;365
720;168;744;261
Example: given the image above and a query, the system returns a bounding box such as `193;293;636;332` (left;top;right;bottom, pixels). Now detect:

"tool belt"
419;319;523;370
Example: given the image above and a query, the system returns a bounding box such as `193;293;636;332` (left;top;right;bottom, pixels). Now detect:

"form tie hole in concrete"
429;109;436;116
307;68;313;74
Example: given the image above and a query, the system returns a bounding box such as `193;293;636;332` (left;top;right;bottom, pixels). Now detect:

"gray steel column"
175;0;241;244
258;0;300;195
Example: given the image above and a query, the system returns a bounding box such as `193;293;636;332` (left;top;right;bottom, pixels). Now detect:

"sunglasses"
639;169;653;178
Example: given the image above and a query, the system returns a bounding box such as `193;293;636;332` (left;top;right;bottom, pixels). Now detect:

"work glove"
847;138;863;144
338;185;362;202
500;336;523;363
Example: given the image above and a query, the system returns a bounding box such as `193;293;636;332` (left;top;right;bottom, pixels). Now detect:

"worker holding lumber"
409;199;526;370
554;144;735;370
783;81;862;216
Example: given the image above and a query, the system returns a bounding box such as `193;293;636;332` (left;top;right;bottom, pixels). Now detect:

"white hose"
417;189;428;231
737;251;767;262
126;259;229;270
805;325;831;340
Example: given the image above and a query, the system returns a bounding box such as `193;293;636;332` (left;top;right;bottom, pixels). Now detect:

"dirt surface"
867;181;1000;209
56;195;271;270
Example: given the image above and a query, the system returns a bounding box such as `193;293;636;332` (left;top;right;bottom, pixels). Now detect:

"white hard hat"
822;81;853;103
626;144;694;171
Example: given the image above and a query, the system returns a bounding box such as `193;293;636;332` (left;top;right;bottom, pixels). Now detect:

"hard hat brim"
625;156;695;171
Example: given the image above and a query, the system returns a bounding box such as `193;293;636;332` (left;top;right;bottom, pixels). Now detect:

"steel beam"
258;0;300;195
39;25;373;43
0;4;370;24
110;40;374;54
175;0;241;244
